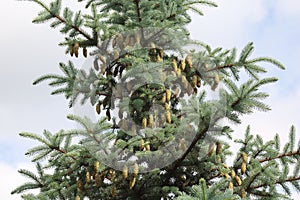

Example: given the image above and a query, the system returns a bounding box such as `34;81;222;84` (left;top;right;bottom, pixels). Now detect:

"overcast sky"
1;0;300;199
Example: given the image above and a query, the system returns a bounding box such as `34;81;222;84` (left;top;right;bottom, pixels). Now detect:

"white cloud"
0;1;80;139
188;0;268;47
274;0;300;18
0;162;36;200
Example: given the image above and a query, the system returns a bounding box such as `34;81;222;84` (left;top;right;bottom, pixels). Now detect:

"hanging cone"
122;165;128;180
94;161;100;172
142;117;147;128
216;141;222;155
185;55;192;67
192;75;197;88
129;177;136;189
83;47;87;58
241;162;247;174
241;152;248;162
180;60;186;71
74;42;79;58
145;143;150;151
235;176;242;186
228;182;234;190
165;103;170;110
96;103;101;114
86;171;91;184
166;89;171;102
231;169;236;178
77;180;84;191
149;114;154;127
140;139;145;150
69;46;74;57
133;163;139;176
211;74;219;91
166;110;171;123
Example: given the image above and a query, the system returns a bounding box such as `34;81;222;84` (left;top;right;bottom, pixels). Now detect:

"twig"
51;146;77;160
251;176;300;189
134;0;145;41
259;151;300;163
205;64;235;73
170;126;209;172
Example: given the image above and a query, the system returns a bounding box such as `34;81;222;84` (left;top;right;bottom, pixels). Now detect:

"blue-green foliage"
12;0;300;199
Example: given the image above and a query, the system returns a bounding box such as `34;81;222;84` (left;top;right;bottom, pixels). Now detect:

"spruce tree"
12;0;300;199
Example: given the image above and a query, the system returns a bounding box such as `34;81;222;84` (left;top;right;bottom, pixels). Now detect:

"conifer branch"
31;0;96;46
251;176;300;189
52;14;93;42
134;0;142;23
14;1;295;199
170;126;209;172
252;148;263;160
244;168;264;192
50;145;77;160
134;0;145;41
143;28;165;46
205;63;235;72
259;150;300;163
207;172;222;180
231;97;241;108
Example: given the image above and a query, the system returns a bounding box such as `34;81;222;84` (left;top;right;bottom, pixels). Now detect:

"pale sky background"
1;0;300;199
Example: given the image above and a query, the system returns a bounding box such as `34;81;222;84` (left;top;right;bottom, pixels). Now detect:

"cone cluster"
69;42;88;58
